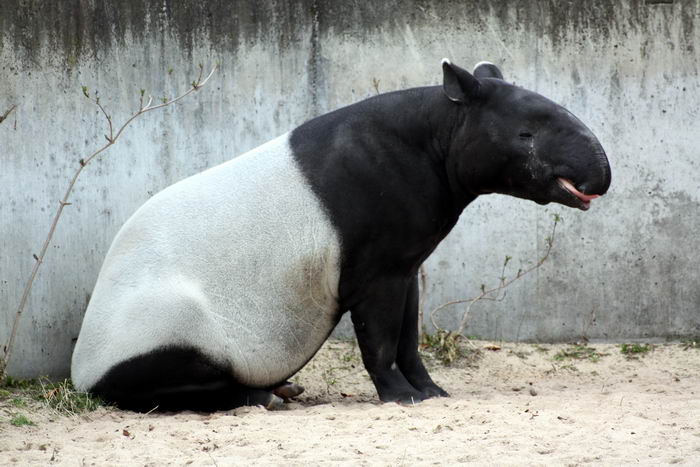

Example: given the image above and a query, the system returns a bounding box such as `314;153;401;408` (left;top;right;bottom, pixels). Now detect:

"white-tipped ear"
441;57;452;67
473;61;504;80
442;60;480;103
473;61;494;71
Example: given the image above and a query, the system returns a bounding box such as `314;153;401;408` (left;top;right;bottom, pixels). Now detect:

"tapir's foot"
272;381;305;401
419;383;450;399
379;382;449;405
264;394;285;410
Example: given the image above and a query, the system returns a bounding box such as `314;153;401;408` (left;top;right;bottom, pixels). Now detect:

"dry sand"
1;340;699;466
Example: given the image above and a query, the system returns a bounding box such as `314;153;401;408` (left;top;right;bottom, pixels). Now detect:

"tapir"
71;60;611;411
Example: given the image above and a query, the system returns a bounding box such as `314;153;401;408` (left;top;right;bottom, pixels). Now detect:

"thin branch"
94;99;114;142
0;65;217;378
0;104;17;125
140;64;214;113
429;214;561;336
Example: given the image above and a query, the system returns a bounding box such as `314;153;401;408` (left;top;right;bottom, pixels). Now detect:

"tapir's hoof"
264;394;285;410
421;385;450;399
272;382;305;400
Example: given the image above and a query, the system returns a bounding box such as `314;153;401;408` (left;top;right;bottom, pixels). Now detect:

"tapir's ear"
441;58;480;103
473;61;504;80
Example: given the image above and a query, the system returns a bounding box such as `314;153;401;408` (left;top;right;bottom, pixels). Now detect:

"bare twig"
0;104;17;125
371;77;381;95
429;214;561;336
0;65;217;378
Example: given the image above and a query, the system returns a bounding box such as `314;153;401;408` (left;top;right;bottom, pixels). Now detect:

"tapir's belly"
71;134;342;390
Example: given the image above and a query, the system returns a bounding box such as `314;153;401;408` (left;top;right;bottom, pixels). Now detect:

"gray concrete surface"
1;0;698;378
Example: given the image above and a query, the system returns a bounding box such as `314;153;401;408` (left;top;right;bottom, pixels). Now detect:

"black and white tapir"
71;60;611;411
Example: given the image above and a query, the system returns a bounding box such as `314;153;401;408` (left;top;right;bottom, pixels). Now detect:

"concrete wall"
1;0;698;378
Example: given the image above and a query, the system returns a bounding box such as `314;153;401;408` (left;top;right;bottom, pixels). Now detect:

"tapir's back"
71;134;341;391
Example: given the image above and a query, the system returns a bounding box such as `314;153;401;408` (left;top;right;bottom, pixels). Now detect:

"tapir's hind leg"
90;346;281;412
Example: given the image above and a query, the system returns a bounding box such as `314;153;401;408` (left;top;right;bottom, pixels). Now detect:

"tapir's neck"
341;86;479;213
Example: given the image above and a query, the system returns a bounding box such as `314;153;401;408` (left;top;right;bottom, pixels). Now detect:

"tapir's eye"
519;132;533;139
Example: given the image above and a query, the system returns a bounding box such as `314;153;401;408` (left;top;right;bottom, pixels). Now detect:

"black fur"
91;346;275;412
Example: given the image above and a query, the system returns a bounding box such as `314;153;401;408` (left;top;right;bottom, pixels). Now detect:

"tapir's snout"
554;145;611;211
542;113;612;211
577;150;611;196
571;130;612;199
540;127;611;211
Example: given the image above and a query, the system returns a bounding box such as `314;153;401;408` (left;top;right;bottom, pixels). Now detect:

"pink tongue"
558;178;600;202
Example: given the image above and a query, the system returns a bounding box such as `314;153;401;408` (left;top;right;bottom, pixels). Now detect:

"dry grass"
420;330;481;366
1;376;106;421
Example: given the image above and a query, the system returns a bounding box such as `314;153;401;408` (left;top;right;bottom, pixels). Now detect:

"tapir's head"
441;59;611;210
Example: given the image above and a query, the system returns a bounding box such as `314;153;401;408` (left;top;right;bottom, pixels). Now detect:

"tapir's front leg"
350;277;425;404
396;275;449;398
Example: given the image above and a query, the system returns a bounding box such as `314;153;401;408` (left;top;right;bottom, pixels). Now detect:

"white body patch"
71;134;341;390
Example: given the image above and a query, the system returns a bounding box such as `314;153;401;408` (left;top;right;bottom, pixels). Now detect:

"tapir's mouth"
557;178;600;211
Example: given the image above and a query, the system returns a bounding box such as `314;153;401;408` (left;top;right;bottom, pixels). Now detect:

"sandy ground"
1;340;699;466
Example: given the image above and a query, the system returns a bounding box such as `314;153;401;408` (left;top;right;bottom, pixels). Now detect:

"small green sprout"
620;343;653;358
10;414;34;427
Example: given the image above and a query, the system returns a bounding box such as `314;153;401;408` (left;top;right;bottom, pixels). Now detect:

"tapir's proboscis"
71;60;611;411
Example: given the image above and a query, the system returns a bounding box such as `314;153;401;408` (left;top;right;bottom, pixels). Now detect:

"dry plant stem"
0;104;16;125
1;66;217;376
429;216;560;336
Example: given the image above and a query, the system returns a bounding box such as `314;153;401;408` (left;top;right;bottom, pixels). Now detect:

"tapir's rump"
71;134;341;391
